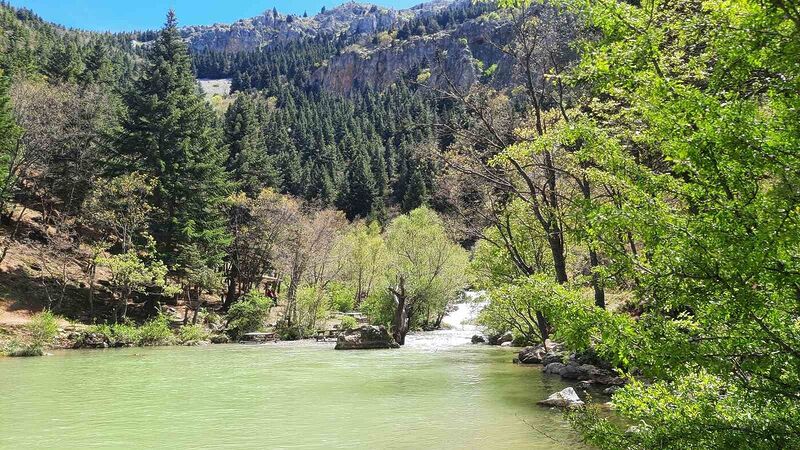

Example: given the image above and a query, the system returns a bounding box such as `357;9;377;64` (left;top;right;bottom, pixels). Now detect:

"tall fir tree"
402;168;428;213
338;147;377;220
223;95;279;197
116;10;230;266
0;69;20;209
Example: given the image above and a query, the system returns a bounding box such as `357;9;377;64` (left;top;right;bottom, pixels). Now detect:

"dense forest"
1;0;799;448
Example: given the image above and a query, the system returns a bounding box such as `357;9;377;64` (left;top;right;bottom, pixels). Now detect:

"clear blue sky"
8;0;423;32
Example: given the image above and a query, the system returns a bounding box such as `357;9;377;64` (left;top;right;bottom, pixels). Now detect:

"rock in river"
471;334;486;344
334;325;400;350
537;387;585;408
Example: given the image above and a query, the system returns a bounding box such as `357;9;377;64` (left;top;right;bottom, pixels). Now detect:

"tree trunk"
589;248;605;309
390;276;408;345
223;262;239;310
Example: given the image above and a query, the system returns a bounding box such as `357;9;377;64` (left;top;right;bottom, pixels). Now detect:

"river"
0;304;587;449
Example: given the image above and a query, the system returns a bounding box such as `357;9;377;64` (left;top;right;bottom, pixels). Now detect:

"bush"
29;310;59;347
329;282;355;313
178;324;209;345
296;285;330;331
137;315;174;346
276;324;306;341
227;290;272;340
340;315;358;331
5;311;60;357
361;291;395;326
5;341;44;357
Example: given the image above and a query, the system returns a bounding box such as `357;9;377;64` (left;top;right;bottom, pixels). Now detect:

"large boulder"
471;334;486;344
537;387;585;408
487;331;513;346
517;345;547;364
334;325;400;350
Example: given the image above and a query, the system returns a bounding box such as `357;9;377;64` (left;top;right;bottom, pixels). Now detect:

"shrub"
28;310;59;350
276;324;306;341
340;315;358;331
296;285;330;331
5;341;44;357
137;315;174;346
227;290;272;340
178;324;209;345
361;291;395;326
329;282;355;313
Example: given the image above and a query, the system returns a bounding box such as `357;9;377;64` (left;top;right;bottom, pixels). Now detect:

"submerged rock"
334;325;400;350
537;387;585;408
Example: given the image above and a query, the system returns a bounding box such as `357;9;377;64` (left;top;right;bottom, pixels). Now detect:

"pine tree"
116;10;230;266
338;147;377;220
402;169;428;213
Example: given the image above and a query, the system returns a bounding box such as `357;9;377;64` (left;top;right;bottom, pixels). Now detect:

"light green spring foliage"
337;221;388;303
470;199;553;289
385;207;470;323
339;315;358;331
226;290;272;340
295;285;331;332
486;0;800;447
5;310;60;356
178;324;210;345
136;315;174;346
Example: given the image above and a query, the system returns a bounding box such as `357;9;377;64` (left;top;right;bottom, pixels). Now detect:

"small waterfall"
406;291;488;350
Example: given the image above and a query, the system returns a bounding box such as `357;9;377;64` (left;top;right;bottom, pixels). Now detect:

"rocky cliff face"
311;14;513;94
180;1;452;53
178;0;513;95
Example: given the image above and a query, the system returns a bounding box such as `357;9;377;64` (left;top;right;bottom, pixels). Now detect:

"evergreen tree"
223;95;279;197
0;69;19;209
338;147;377;220
45;39;83;83
402;169;428;213
81;41;114;86
116;10;230;266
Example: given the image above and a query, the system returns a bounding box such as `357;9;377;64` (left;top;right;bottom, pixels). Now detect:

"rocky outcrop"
334;325;400;350
537;387;584;408
311;13;513;95
179;1;452;53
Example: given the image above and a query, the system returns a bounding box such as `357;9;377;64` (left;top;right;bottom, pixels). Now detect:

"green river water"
0;328;588;449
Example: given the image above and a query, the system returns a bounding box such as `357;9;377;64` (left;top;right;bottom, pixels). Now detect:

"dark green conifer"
116;10;230;265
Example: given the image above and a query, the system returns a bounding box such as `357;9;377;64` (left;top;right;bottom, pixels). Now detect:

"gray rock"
544;362;566;375
471;334;485;344
517;345;547;364
541;352;565;366
334;325;400;350
603;385;622;395
537;387;585;408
